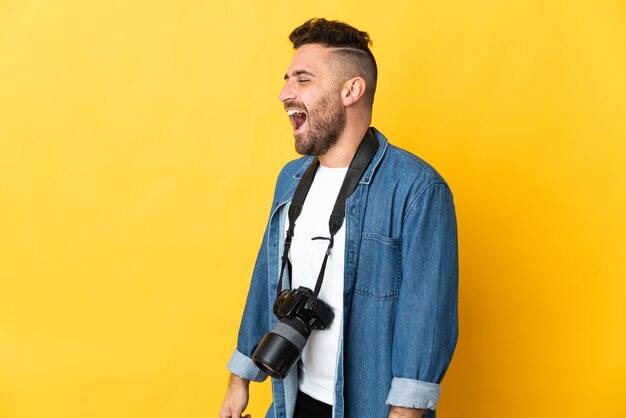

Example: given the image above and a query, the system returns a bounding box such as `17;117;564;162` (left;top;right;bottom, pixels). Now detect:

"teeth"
287;109;304;116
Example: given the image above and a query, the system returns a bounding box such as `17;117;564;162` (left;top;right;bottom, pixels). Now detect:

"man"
220;18;458;418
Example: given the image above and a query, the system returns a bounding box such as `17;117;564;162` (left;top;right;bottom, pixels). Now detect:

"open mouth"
287;109;307;131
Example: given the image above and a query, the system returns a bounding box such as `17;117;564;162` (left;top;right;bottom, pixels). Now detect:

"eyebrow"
284;70;316;80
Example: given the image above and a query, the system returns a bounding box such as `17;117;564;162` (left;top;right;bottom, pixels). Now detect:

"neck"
318;114;371;168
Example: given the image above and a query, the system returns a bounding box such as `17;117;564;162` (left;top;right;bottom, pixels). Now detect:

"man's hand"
388;406;425;418
219;374;251;418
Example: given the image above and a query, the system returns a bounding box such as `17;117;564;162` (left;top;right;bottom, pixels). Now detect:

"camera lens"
252;317;310;380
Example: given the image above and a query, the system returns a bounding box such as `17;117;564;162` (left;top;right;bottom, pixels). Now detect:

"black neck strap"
278;129;379;298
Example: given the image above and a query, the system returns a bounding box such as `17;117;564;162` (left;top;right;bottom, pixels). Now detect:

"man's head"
279;18;377;157
289;18;377;108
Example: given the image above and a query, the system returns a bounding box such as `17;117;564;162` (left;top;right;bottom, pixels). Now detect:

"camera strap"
277;128;379;298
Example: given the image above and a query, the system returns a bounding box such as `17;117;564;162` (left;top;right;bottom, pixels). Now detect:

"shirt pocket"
354;232;402;300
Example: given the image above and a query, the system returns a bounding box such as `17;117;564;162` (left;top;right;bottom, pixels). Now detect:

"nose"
279;80;294;103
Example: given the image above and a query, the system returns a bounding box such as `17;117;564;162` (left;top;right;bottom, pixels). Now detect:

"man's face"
279;44;346;156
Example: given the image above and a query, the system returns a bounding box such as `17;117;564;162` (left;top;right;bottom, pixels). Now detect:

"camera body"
252;286;335;379
273;286;334;330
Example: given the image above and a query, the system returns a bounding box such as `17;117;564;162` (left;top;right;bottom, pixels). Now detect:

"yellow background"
1;1;624;417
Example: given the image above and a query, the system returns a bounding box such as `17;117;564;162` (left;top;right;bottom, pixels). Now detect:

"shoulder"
385;144;448;185
375;142;455;223
375;140;452;200
276;155;313;183
271;155;314;198
276;155;313;181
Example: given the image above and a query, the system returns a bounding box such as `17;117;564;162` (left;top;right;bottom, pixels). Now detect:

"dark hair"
289;18;378;107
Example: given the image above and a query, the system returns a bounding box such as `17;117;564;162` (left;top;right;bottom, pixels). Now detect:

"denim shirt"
227;128;458;418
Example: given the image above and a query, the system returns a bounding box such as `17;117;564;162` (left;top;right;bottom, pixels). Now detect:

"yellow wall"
1;1;624;417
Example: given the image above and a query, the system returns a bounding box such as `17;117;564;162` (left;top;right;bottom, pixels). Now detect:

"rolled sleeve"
386;377;441;410
226;349;268;382
390;182;458;409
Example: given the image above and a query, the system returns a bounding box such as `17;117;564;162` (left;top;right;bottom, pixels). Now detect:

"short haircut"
289;18;378;108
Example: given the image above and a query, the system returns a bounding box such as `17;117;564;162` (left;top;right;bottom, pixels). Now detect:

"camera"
252;286;334;379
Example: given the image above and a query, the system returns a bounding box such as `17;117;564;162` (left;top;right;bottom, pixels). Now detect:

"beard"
294;95;346;156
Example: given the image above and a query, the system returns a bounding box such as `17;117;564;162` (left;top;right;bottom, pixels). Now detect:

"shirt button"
350;206;356;215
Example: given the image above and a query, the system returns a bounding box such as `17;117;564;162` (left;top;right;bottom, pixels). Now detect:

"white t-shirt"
287;164;347;405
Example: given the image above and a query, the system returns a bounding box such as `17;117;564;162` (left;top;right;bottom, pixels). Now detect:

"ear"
341;77;367;107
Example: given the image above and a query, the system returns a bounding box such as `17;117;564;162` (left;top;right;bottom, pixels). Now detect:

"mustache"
283;101;307;112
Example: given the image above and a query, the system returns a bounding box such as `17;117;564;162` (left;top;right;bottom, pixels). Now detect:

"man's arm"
386;182;459;412
219;374;251;418
389;406;425;418
221;223;271;416
221;165;293;416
